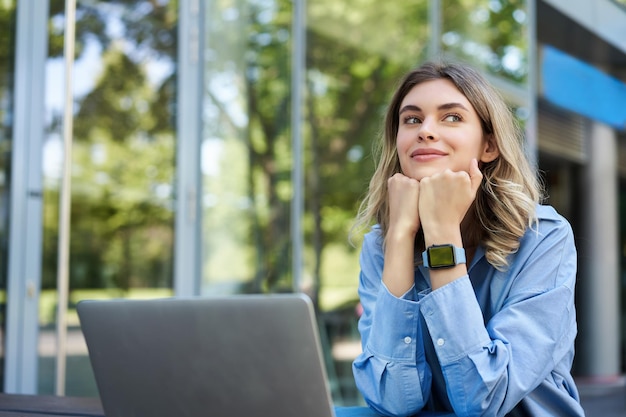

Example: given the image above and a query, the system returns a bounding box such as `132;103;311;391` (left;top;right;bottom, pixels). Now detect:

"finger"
469;158;483;192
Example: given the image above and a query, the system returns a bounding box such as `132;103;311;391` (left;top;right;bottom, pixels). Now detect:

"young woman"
350;61;585;416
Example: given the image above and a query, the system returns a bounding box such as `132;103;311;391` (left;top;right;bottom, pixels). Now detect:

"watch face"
427;245;455;268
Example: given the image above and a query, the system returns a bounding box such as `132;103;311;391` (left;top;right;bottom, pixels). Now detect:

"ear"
480;134;499;163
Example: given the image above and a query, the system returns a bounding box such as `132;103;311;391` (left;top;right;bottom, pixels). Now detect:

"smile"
410;149;447;161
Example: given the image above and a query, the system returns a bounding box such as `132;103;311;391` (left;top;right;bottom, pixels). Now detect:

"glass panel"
306;0;428;306
307;0;429;405
0;0;17;393
39;0;178;396
201;0;293;295
441;0;529;84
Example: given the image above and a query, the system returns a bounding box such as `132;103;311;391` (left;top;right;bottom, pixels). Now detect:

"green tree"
304;0;429;308
441;0;529;83
43;0;177;292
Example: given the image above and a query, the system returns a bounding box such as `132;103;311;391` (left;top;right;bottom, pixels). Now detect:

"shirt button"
404;336;412;344
436;338;445;346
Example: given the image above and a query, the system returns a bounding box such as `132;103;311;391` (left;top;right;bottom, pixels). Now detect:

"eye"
403;116;421;124
443;113;462;122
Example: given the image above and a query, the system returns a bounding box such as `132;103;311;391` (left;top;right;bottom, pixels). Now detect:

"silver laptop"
77;293;336;417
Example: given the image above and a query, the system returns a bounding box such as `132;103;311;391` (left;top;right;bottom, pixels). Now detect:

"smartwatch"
422;244;466;269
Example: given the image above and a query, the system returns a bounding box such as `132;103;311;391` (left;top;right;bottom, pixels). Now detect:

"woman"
350;61;585;416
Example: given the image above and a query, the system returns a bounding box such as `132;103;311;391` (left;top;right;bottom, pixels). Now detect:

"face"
396;78;498;181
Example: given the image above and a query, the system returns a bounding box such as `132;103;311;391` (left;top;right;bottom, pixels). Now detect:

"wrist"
423;226;462;247
422;244;466;269
386;226;417;243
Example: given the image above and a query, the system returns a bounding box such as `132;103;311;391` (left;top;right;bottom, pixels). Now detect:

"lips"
410;148;447;158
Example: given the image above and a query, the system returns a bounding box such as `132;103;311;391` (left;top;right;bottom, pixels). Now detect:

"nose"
418;118;437;141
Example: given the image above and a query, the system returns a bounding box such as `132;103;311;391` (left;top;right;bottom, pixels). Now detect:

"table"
0;393;104;417
0;394;454;416
335;406;455;416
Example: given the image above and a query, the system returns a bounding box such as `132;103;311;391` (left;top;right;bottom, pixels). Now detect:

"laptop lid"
77;293;336;417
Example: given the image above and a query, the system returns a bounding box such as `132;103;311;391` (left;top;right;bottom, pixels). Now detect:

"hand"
386;173;420;240
383;173;421;296
418;159;483;243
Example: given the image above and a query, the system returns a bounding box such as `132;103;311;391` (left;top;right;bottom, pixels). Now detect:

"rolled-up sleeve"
352;206;582;417
352;229;432;417
419;213;578;416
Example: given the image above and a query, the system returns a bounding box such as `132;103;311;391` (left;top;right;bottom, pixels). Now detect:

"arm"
352;229;432;417
418;160;482;290
420;215;578;416
352;164;480;416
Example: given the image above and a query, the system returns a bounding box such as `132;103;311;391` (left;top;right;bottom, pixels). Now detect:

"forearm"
423;224;466;291
382;229;417;296
420;277;576;416
354;284;431;416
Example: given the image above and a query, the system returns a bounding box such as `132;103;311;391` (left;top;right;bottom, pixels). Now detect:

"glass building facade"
1;0;625;404
0;0;17;394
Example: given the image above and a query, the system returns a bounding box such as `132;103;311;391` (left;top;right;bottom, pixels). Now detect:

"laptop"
77;293;337;417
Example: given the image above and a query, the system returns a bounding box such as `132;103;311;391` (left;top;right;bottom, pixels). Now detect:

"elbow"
362;399;422;417
353;357;428;417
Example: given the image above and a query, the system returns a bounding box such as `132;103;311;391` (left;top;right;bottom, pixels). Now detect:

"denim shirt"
352;205;585;417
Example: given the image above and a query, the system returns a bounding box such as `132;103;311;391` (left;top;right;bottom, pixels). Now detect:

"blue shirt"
352;205;585;417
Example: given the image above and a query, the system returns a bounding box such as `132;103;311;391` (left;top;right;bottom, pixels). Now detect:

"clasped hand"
387;159;483;241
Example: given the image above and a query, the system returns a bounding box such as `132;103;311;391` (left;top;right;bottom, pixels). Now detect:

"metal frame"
291;0;306;292
4;0;49;394
428;0;441;59
526;0;538;165
174;0;204;296
55;0;77;396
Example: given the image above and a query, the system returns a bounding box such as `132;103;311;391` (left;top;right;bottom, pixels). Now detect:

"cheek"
455;131;485;155
395;131;411;153
395;136;410;170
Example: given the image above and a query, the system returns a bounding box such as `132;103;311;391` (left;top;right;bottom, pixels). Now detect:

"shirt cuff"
366;283;421;360
420;276;491;365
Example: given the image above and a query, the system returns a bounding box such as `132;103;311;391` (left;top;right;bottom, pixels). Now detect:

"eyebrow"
398;102;470;115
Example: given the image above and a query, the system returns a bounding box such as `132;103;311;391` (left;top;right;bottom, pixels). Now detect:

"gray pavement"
578;378;626;417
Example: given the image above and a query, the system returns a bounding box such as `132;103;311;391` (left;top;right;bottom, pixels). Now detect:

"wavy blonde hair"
352;61;542;269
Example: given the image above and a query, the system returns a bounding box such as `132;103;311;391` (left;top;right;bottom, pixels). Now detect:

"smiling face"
396;78;498;181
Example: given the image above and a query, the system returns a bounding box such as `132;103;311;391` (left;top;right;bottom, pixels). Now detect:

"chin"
409;169;440;181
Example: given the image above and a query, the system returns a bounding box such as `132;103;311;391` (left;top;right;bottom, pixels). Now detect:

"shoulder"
360;225;385;267
516;204;576;264
362;224;384;253
363;224;383;242
504;204;577;291
532;204;574;237
535;204;567;222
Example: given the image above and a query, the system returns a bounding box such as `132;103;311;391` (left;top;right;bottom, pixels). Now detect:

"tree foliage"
441;0;528;83
36;0;529;307
43;0;177;291
0;0;16;300
305;0;430;305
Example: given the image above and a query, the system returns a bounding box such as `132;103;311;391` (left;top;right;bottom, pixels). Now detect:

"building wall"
537;0;626;378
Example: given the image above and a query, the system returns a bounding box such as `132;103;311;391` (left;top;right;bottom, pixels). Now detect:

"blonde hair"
352;61;542;269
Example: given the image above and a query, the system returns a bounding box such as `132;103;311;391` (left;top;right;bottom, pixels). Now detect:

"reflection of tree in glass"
0;2;16;305
441;0;528;84
42;0;177;292
243;0;294;293
0;1;16;158
200;0;294;294
201;0;432;303
305;0;429;307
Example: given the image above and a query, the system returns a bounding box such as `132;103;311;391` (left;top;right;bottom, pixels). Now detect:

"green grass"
39;288;174;327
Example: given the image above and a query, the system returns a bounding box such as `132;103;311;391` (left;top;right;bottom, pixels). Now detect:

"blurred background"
0;0;625;409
